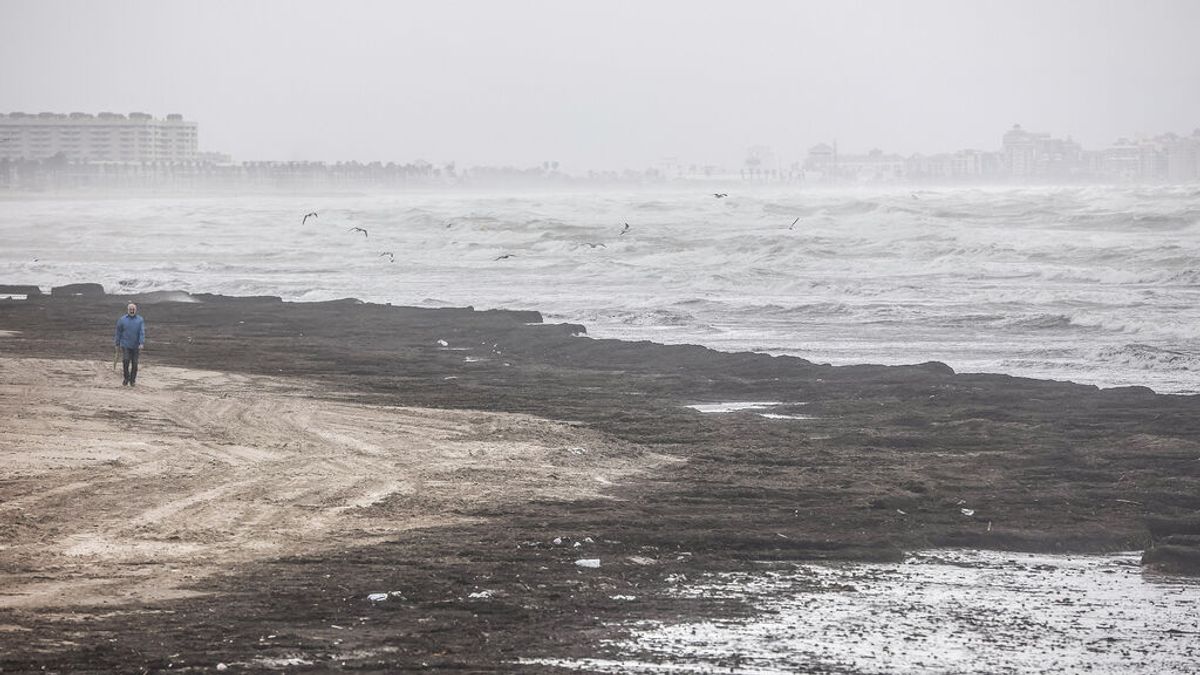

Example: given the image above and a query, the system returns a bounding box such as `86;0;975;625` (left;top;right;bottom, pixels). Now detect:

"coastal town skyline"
3;1;1198;172
2;110;1197;186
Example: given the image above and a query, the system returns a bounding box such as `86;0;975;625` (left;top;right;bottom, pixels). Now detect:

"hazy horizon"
2;0;1199;170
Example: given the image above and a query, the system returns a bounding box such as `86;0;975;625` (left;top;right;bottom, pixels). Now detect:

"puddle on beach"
528;550;1200;674
685;401;814;420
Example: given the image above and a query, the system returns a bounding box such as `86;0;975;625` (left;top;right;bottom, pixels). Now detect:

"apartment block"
0;112;198;163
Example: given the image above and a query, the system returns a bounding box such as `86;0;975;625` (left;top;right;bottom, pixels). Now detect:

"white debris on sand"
685;401;813;421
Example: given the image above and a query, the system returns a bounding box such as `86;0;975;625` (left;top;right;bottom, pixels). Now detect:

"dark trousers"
122;347;140;384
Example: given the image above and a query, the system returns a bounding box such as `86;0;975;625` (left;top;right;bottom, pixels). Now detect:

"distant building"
1001;124;1044;178
836;148;906;182
1099;139;1142;180
0;111;198;163
653;156;686;180
1093;135;1177;182
743;145;778;180
1001;124;1083;179
1166;130;1200;182
803;143;836;174
907;149;999;181
802;144;907;183
196;150;234;165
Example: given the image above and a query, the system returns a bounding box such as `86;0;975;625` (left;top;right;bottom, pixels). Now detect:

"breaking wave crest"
1095;344;1200;371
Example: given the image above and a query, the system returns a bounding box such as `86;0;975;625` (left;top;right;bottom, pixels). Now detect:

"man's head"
127;303;137;316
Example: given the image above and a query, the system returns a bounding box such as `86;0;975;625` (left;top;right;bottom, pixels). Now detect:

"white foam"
529;550;1200;674
686;402;812;421
685;402;785;414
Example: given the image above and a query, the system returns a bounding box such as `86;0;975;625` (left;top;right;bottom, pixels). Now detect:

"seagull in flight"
495;253;516;261
302;211;318;225
713;193;728;199
788;217;799;230
581;242;607;249
379;252;395;263
620;223;630;235
348;226;369;238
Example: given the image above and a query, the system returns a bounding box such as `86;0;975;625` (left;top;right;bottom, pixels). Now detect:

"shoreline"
3;282;1191;398
2;285;1199;670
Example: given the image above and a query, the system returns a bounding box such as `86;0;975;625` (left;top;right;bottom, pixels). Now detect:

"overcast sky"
2;0;1198;170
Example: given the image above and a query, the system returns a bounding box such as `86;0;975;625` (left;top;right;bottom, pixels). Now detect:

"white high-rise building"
0;112;198;163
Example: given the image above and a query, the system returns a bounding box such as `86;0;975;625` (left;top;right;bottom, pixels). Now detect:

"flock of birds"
300;192;801;264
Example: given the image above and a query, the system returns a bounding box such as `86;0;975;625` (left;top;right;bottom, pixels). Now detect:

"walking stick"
112;346;120;372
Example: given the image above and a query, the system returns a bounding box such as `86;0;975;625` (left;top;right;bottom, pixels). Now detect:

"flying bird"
302;211;318;225
620;223;630;235
379;252;395;263
581;242;607;249
348;226;369;238
495;253;516;261
713;193;728;199
788;217;800;230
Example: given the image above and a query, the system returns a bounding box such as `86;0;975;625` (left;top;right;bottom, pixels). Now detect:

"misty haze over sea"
2;1;1199;390
3;184;1197;393
0;0;1196;386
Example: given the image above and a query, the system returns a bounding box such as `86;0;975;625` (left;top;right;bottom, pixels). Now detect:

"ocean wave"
999;313;1099;331
1095;344;1200;370
761;202;820;217
712;301;859;318
594;308;700;327
116;278;161;291
819;200;882;216
1045;265;1200;286
1161;268;1200;285
1059;209;1200;231
634;200;672;211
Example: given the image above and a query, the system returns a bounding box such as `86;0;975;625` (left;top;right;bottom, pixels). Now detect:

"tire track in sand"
0;357;670;608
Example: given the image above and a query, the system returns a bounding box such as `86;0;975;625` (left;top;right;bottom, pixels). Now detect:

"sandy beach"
0;355;667;611
2;288;1199;671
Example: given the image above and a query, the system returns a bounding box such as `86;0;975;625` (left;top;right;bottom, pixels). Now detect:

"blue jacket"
115;314;145;349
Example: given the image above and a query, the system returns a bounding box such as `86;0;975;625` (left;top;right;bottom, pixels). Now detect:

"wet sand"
1;289;1199;671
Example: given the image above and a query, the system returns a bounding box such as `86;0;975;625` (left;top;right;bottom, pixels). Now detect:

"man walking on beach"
114;303;145;386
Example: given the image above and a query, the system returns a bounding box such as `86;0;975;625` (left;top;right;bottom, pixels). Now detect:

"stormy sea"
3;184;1198;393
